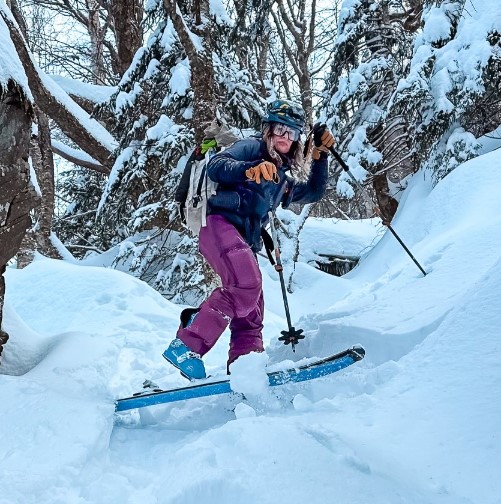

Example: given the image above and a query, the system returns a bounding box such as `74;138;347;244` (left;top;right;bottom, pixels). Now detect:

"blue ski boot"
162;308;206;380
162;339;206;379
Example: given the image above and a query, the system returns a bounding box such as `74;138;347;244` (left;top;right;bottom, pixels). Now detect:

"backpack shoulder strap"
175;149;197;204
200;151;212;227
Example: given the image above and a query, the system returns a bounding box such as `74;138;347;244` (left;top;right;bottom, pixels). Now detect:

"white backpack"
183;150;219;236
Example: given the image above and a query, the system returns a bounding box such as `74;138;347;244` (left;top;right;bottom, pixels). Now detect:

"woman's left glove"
245;161;279;184
312;123;335;160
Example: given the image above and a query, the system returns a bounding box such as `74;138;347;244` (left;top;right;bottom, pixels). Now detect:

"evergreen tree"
54;168;110;257
91;1;268;303
322;0;423;221
389;0;501;182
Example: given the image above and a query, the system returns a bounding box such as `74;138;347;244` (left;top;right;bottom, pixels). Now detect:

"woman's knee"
224;246;262;317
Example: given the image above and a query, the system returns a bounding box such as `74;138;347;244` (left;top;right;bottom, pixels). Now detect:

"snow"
52;139;101;166
421;5;454;45
297;216;382;261
404;0;501;112
2;0;500;496
49;75;116;104
28;157;41;197
159;20;177;52
169;58;191;97
175;3;203;52
116;82;143;114
478;125;501;154
2;145;501;503
229;351;269;396
0;2;32;100
209;0;233;26
97;146;134;213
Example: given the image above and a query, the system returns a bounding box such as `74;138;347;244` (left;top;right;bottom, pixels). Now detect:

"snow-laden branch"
0;3;32;100
51;140;109;174
49;75;117;106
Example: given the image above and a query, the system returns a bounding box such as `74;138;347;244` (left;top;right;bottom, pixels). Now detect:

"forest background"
0;0;500;359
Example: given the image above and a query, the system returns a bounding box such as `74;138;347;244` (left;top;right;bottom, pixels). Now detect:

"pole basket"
279;327;305;348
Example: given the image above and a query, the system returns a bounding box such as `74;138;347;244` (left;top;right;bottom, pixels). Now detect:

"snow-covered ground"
1;146;501;504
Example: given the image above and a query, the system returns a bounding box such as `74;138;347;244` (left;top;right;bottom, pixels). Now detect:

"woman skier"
163;100;335;379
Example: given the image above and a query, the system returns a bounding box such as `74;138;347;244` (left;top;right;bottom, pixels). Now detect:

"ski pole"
268;211;305;351
329;146;427;276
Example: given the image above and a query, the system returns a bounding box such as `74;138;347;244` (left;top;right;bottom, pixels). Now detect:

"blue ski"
115;345;365;412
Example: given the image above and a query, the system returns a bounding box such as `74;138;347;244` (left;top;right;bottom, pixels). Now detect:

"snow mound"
229;351;269;395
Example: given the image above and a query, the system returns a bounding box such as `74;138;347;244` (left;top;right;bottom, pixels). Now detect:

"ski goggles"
271;123;301;141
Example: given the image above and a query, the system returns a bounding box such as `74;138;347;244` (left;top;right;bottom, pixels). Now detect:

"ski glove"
312;123;335;160
245;161;279;184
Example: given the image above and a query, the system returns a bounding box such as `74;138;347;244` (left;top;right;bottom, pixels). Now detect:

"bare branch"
307;0;316;56
270;9;302;78
276;0;303;50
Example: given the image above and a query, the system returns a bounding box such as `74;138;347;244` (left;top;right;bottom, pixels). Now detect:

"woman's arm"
207;138;265;184
287;156;329;205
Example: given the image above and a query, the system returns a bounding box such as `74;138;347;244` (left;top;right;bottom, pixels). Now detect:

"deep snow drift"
1;147;501;504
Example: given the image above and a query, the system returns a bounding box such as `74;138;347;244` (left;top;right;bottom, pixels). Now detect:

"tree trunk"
373;173;398;223
0;83;38;361
163;0;215;142
0;265;9;360
86;0;106;84
297;55;313;126
18;107;61;268
256;35;270;99
191;54;215;143
110;0;144;77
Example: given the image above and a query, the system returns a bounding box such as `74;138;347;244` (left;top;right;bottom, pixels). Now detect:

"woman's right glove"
245;161;279;184
312;123;335;160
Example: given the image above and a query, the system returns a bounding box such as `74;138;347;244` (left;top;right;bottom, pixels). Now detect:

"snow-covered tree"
321;0;423;221
322;0;500;224
2;2;118;259
389;0;501;181
53;168;110;256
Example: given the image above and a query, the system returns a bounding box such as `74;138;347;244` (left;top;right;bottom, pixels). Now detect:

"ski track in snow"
1;150;501;503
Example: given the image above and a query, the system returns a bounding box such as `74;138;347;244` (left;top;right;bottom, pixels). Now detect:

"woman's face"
270;123;299;154
272;133;293;154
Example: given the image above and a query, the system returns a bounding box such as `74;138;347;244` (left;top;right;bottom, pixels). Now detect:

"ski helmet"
262;99;306;132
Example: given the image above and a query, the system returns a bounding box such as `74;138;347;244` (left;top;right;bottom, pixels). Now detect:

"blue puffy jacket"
206;137;328;252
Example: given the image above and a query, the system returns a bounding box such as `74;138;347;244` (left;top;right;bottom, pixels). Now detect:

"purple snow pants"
177;214;264;366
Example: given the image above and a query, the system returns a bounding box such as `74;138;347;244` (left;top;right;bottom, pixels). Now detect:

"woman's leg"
228;290;264;368
177;215;263;357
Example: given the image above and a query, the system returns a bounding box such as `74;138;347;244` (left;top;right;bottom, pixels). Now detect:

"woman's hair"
262;123;306;174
